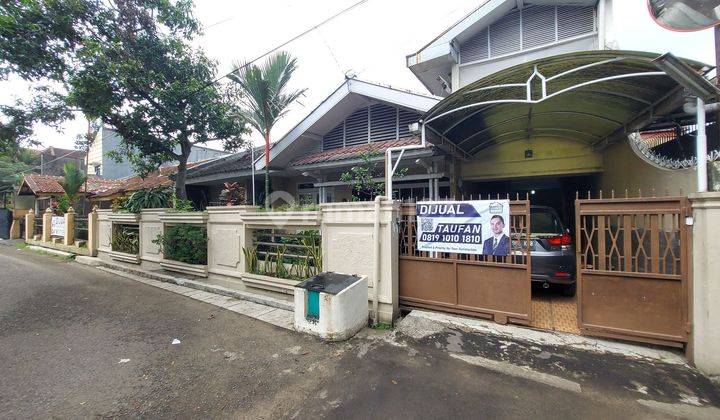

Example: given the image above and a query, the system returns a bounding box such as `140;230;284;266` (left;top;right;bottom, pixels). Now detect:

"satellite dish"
648;0;720;31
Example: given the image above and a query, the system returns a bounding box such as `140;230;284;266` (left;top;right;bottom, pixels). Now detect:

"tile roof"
21;174;66;195
21;161;206;198
91;161;206;198
291;136;422;167
185;145;266;180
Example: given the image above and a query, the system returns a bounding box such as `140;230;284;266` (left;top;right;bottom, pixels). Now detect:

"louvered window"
322;124;344;150
521;5;556;49
370;104;398;142
557;5;595;40
398;109;420;138
322;105;422;151
459;5;596;64
344;107;369;147
459;28;489;63
489;9;521;56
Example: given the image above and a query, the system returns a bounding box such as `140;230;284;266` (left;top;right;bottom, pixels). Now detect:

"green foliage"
340;150;408;201
124;188;171;213
0;0;249;198
170;192;195;212
267;203;319;212
57;194;71;214
111;224;139;255
111;195;129;213
228;51;306;207
58;162;87;202
247;229;322;280
0;148;38;188
154;224;207;265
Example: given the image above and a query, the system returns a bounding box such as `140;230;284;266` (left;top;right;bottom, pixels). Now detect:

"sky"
1;0;716;151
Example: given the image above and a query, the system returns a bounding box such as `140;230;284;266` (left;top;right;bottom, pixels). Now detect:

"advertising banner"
51;216;66;237
416;200;511;255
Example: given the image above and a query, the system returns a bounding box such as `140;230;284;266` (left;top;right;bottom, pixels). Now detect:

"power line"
209;0;368;86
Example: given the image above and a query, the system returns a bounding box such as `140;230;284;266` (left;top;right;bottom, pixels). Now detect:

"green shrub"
111;224;139;254
170;193;196;212
154;224;207;265
123;188;171;213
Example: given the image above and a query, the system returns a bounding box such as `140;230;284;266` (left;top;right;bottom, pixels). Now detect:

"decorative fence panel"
575;196;690;347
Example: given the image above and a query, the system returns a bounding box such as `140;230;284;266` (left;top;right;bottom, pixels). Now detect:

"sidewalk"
74;256;294;330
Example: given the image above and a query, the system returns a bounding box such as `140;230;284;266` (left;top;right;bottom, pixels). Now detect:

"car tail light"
554;271;571;278
547;233;572;246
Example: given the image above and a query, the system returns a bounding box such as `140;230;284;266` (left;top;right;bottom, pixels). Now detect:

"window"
459;5;596;64
322;105;422;151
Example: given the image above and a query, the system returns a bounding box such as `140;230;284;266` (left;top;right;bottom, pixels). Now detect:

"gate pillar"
690;192;720;375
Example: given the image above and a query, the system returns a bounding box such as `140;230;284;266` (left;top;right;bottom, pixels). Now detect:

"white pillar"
696;97;708;193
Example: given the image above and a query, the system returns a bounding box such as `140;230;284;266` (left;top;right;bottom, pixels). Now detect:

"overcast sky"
1;0;715;151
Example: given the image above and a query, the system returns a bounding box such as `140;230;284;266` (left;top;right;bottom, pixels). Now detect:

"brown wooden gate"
398;200;531;325
575;196;690;347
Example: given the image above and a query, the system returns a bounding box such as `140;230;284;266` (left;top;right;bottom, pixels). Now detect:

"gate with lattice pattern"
575;196;691;347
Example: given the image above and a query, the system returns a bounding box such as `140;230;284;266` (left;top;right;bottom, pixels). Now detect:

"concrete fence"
24;207;96;256
95;201;400;323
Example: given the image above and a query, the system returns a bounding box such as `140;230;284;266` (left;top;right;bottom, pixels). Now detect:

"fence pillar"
42;207;52;242
87;206;99;256
690;192;720;376
25;209;35;241
64;207;75;246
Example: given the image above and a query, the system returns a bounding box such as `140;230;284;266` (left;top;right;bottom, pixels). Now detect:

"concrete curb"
27;245;74;258
75;257;293;311
398;310;687;366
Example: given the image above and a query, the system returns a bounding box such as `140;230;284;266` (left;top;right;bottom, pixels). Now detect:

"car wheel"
562;284;576;297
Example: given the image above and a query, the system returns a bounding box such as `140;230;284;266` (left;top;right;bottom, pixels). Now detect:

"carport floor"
529;291;580;334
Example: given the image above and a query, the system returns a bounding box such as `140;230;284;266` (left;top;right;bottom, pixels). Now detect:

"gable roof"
18;173;120;196
255;78;440;171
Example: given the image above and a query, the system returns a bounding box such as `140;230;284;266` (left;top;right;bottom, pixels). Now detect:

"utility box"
294;272;368;341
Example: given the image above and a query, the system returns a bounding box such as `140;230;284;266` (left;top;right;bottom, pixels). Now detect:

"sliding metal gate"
398;200;531;325
575;196;690;347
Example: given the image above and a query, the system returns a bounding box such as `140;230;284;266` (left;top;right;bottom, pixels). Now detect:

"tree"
0;0;249;199
58;162;87;209
339;150;407;201
228;52;305;208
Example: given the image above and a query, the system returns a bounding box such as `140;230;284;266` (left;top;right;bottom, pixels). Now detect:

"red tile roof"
21;174;66;195
291;136;422;166
92;161;205;198
20;161;205;198
639;129;676;148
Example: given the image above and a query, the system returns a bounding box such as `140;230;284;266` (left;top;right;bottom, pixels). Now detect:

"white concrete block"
294;275;368;341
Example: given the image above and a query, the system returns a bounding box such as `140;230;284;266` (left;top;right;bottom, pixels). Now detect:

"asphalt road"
1;242;718;419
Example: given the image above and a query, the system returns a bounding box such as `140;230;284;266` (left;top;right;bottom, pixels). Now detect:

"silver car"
529;206;576;296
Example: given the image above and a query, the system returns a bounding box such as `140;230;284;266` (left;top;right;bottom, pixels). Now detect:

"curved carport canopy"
422;51;711;158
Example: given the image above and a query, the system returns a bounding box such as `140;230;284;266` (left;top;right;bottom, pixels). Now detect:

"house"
185;78;444;205
37;146;86;176
402;0;716;222
87;126;230;179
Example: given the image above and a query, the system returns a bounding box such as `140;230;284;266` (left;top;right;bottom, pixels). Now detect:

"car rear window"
531;210;563;235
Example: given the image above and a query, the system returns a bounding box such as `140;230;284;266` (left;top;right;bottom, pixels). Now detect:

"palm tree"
228;52;305;208
59;162;87;210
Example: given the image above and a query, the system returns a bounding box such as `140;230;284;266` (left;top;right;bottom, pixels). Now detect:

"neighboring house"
87;126;229;179
38;146;86;176
15;173;118;214
185;78;443;205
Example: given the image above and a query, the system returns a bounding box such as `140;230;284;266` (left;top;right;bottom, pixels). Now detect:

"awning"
422;50;712;157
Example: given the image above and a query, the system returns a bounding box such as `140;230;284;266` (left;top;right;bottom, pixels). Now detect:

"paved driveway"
1;242;718;419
